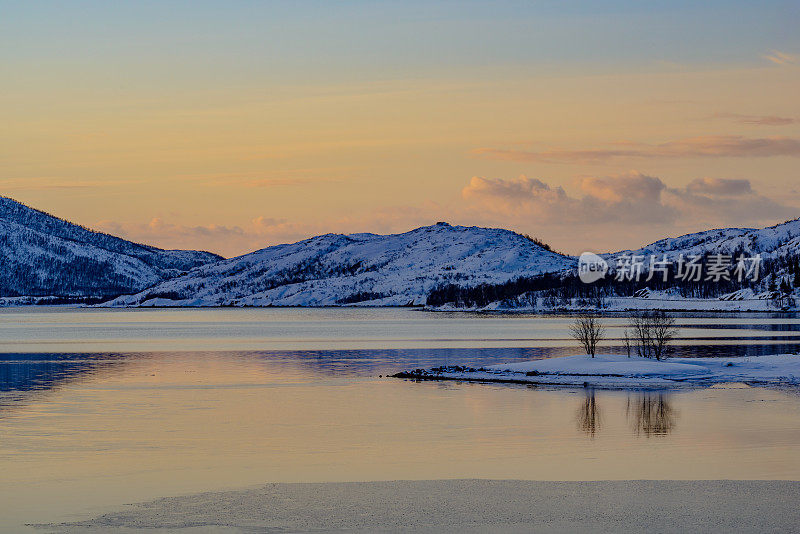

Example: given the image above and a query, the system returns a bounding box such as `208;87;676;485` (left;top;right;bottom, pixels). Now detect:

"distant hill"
106;222;574;306
609;219;800;261
426;218;800;311
3;195;799;310
0;197;221;299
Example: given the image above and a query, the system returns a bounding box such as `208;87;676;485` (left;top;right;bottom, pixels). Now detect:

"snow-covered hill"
463;218;800;312
418;218;800;311
106;223;575;306
3;195;799;309
609;218;800;262
0;197;221;298
101;217;800;309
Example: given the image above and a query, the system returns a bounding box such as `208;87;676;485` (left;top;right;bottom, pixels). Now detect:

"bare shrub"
569;314;605;358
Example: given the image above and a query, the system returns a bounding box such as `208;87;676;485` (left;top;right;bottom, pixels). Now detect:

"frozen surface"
44;480;800;534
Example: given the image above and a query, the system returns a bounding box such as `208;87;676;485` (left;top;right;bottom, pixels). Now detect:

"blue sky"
3;1;797;81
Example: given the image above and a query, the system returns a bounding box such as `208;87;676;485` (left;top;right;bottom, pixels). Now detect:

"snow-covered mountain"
412;219;800;311
3;194;799;309
106;223;575;306
609;218;800;262
0;197;221;299
466;218;800;312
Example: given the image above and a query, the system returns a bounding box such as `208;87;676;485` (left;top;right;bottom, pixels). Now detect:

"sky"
2;1;799;257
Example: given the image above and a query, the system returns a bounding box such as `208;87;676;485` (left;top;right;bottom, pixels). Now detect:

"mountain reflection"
0;353;128;414
626;393;677;437
576;389;602;438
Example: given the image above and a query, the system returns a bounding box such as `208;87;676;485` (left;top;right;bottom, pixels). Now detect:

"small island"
392;353;800;389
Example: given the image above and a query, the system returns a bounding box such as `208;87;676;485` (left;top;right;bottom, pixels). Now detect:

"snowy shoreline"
392;353;800;390
2;299;797;312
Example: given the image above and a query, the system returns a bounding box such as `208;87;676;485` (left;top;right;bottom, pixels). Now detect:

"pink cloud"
95;205;446;258
579;173;665;203
763;50;797;65
93;173;798;259
462;176;571;213
712;113;797;126
685;177;752;196
472;135;800;164
461;172;795;231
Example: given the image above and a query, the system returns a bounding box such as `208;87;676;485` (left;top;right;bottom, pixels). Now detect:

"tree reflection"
576;389;602;438
626;392;677;437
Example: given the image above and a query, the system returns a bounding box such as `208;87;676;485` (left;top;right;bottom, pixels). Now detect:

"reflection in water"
0;354;118;392
627;393;677;437
576;389;602;438
0;348;562;400
0;353;129;414
2;341;800;534
575;391;680;438
679;321;800;333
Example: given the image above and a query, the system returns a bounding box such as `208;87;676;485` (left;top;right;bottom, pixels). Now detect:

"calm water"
1;308;800;531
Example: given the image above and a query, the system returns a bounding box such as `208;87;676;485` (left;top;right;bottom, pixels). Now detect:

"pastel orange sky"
2;1;799;257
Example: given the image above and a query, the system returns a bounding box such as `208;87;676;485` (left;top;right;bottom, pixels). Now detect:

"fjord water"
1;308;800;531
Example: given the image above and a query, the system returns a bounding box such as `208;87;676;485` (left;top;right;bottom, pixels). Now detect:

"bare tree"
629;311;677;360
569;314;605;358
622;328;632;358
649;312;678;360
630;314;653;359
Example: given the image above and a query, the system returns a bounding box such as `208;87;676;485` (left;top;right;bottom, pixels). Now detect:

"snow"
395;353;800;389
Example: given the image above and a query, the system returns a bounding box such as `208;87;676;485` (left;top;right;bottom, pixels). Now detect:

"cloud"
206;177;342;188
92;173;797;259
712;113;797;126
144;217;247;240
463;171;676;225
575;172;676;224
98;216;316;257
0;178;144;191
172;169;352;188
462;176;572;213
240;178;337;187
665;191;794;229
98;218;254;255
684;177;752;196
471;135;800;164
763;50;797;65
461;172;796;235
579;173;665;203
95;205;446;258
